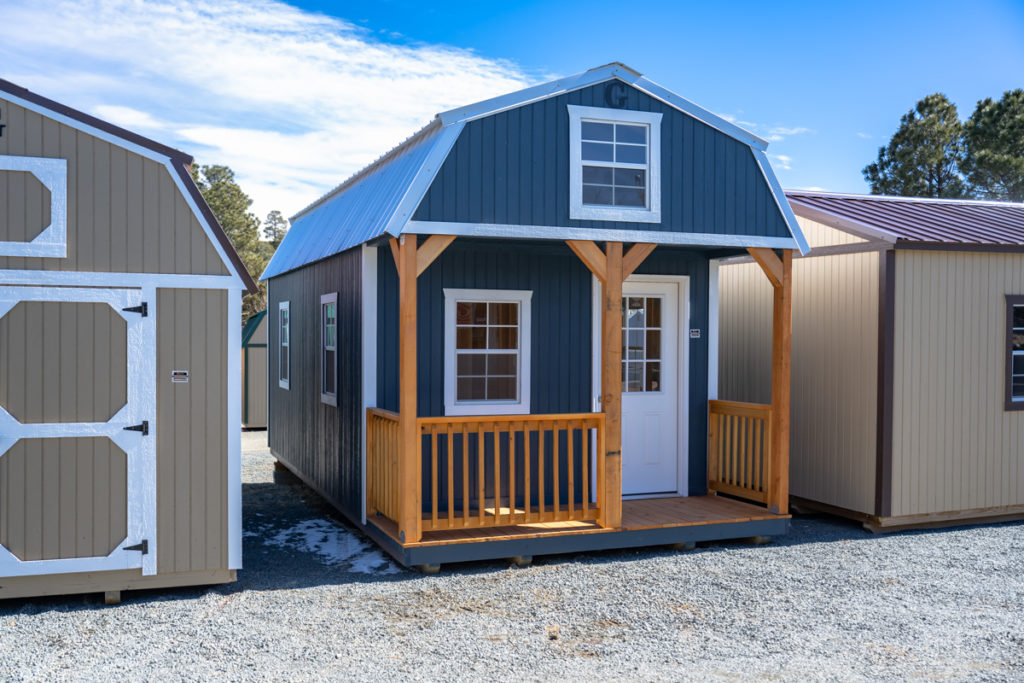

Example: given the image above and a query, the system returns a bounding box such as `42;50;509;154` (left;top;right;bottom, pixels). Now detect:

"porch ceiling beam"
566;240;607;283
747;247;783;289
416;234;456;277
622;243;656;279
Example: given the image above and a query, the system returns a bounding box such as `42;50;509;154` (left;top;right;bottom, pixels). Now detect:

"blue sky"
2;0;1023;220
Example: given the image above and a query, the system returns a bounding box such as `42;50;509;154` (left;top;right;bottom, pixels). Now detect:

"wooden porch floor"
371;494;787;548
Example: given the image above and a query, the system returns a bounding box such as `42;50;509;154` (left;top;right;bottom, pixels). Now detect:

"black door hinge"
122;302;148;317
124;540;149;555
123;420;149;436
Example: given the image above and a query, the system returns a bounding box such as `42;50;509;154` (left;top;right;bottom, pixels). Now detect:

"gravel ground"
1;430;1023;681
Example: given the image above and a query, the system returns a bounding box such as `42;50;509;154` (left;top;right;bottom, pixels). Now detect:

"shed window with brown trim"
1008;295;1024;410
321;292;338;406
279;301;290;390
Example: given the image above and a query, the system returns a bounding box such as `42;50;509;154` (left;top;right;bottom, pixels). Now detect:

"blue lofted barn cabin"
262;64;809;570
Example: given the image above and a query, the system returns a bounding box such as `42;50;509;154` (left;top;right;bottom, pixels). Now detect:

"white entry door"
620;280;682;496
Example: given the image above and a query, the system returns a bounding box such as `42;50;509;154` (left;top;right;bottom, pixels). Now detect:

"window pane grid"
621;296;663;393
581;119;649;209
455;300;520;402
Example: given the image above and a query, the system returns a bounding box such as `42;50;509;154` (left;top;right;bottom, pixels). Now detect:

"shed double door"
0;286;157;577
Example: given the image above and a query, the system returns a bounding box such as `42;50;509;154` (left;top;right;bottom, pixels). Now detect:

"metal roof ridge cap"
632;76;769;151
288;118;442;223
787;197;899;243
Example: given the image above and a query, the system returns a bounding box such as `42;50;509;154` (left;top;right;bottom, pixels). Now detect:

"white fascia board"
438;64;641;126
2;89;247;289
360;244;378;526
632;77;769;151
0;269;242;289
405;220;800;250
751;149;811;255
787;198;899;243
386;122;465;238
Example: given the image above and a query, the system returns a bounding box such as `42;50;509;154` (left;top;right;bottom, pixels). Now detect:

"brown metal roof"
786;191;1024;247
0;78;258;292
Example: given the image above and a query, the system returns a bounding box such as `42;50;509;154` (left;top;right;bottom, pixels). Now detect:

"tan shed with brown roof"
0;79;255;601
718;192;1024;530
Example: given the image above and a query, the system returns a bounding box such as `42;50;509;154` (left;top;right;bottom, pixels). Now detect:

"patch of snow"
261;519;400;575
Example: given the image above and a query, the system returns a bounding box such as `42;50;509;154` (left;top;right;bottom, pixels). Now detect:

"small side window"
321;292;338;406
279;301;290;390
1008;296;1024;410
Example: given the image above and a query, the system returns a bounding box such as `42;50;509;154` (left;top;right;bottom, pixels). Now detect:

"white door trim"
591;274;690;498
0;286;157;577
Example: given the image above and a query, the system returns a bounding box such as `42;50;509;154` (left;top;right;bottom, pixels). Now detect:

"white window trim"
278;301;290;390
443;288;532;416
0;155;68;258
320;292;338;406
568;105;662;224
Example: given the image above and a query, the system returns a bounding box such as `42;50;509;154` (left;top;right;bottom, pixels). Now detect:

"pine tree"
863;94;967;198
963;89;1024;202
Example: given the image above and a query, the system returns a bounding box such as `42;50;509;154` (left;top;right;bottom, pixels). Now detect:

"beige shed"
0;79;256;601
718;190;1024;531
242;310;268;429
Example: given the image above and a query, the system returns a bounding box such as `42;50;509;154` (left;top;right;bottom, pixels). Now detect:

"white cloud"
857;131;872;139
0;0;534;219
769;153;793;170
767;126;812;136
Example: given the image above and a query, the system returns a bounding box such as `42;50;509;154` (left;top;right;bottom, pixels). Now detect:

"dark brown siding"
267;248;363;521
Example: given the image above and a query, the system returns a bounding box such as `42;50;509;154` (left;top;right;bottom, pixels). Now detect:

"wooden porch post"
390;233;455;544
602;242;624;529
748;247;793;515
397;235;421;543
768;249;793;514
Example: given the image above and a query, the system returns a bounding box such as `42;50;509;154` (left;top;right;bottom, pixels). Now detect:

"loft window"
1008;296;1024;410
321;292;338;406
443;289;532;416
278;301;290;390
568;104;662;223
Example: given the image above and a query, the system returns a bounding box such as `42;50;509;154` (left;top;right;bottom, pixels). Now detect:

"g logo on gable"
0;155;67;258
605;82;628;109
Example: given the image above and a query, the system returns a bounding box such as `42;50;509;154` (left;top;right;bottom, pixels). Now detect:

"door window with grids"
444;289;532;416
568;105;662;223
1009;297;1024;408
622;295;662;393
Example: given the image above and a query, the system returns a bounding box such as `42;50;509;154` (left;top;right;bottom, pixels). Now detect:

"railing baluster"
462;423;469;527
477;423;485;525
567;421;576;519
553;422;561;520
431;427;438;529
524;423;532;522
446;423;454;530
538;422;546;519
581;421;589;517
509;422;517;523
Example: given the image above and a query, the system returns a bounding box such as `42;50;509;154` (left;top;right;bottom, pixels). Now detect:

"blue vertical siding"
413;81;790;240
377;239;711;498
267;247;363;521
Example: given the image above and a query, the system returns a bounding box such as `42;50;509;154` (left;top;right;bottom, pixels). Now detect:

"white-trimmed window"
568;105;662;223
1009;296;1024;409
278;301;290;389
321;292;338;406
444;289;532;416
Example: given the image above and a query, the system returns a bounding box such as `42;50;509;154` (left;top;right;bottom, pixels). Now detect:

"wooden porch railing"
417;413;605;531
708;400;772;505
366;408;401;522
367;409;606;534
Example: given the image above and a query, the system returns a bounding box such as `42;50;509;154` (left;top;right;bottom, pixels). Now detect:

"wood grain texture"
398;235;421;543
601;242;623;528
